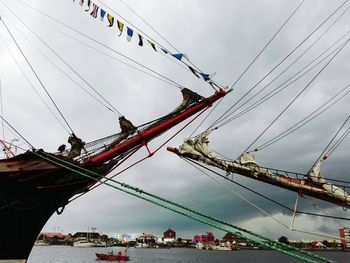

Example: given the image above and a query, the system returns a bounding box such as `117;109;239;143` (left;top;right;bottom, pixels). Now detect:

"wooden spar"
167;146;350;208
85;89;229;165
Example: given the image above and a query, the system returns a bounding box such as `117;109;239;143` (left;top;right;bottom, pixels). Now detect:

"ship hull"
0;152;106;260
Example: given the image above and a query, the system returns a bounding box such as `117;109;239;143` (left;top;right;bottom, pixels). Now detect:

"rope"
230;0;305;89
0;16;74;134
184;156;350;221
216;37;348;129
0;115;34;149
209;0;349;130
17;0;186;90
0;31;70;133
184;157;350;242
1;1;123;116
244;38;349;153
33;151;333;263
257;83;350;151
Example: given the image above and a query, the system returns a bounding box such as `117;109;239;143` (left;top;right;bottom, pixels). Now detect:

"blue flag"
100;9;106;21
126;27;133;42
172;53;183;61
200;73;211;81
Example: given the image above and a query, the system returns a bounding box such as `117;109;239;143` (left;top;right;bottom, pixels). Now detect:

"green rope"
34;151;334;263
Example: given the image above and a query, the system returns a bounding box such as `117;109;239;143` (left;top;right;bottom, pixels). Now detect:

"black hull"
0;152;108;260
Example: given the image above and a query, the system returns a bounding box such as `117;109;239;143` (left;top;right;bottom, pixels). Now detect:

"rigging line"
17;0;185;90
327;127;350;157
0;31;70;134
1;1;123;116
183;156;350;221
0;77;4;140
0;115;34;149
312;113;350;169
0;12;118;118
326;121;350;157
188;97;224;138
216;38;347;129
220;10;350;127
244;38;350;153
34;153;333;263
258;83;350;150
230;0;305;89
98;0;207;77
7;3;179;91
19;0;185;89
182;157;291;229
0;17;75;134
208;0;350;130
183;156;350;242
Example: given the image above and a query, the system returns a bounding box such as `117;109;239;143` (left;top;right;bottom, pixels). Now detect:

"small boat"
96;252;129;261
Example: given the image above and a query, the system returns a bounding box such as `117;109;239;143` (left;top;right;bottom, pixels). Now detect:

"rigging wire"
244;38;350;153
216;9;350;129
216;35;350;129
182;157;350;241
183;156;350;221
257;83;350;151
16;0;187;90
0;77;4;140
0;31;71;133
312;114;350;169
0;1;123;117
98;0;219;88
6;1;180;91
0;16;75;134
34;151;334;263
230;0;306;89
0;115;34;149
209;0;349;130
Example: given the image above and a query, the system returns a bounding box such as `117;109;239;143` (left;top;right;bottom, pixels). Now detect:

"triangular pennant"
85;0;91;11
161;48;168;54
200;73;211;81
107;14;114;27
117;20;124;36
100;9;106;21
147;40;157;52
126;27;133;42
90;3;99;18
172;53;183;61
188;66;200;78
138;34;143;46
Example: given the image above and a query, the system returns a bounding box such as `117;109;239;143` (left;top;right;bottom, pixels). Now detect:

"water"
28;246;350;263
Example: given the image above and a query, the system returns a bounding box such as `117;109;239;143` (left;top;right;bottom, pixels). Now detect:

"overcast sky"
0;0;350;242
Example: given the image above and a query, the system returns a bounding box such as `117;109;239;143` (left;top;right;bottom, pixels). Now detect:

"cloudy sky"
0;0;350;242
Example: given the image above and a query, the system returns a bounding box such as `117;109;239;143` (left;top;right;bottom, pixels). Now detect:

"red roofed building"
193;232;214;243
163;228;176;239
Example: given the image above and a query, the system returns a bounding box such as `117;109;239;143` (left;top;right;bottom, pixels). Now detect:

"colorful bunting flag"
200;73;211;81
100;9;106;21
126;27;133;42
138;34;143;46
172;53;183;61
188;66;200;78
117;20;124;36
107;14;114;27
79;0;84;6
85;0;91;11
161;48;169;54
90;3;99;18
147;40;157;52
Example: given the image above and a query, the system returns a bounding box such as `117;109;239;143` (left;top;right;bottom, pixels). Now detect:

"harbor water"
28;246;350;263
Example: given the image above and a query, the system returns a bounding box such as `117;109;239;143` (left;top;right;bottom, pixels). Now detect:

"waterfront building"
193;232;215;243
339;227;350;247
163;228;176;240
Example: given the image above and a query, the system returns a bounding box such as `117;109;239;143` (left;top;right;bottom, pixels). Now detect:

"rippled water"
28;246;350;263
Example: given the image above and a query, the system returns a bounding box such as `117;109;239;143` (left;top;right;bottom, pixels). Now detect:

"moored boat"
96;252;129;261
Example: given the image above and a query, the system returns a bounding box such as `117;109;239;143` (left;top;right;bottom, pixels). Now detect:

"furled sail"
168;131;350;208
